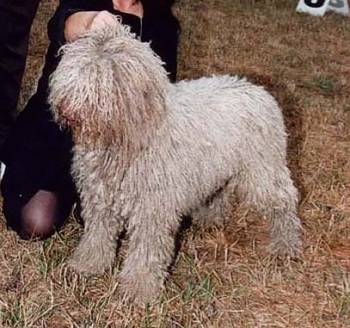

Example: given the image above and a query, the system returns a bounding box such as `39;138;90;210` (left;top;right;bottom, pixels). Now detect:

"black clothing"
1;1;179;232
0;0;41;152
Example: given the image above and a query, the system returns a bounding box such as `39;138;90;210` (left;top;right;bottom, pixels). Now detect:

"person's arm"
47;0;180;80
34;0;103;97
142;0;176;16
142;14;180;82
141;0;179;82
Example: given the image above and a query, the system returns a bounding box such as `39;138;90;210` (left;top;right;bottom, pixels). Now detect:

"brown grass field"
0;0;349;327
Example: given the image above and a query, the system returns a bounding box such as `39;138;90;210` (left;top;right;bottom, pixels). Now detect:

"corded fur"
49;22;302;305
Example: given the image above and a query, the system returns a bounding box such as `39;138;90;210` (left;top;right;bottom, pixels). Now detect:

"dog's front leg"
68;205;125;276
119;207;180;305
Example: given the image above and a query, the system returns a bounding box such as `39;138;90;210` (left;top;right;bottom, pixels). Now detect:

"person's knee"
17;221;56;240
17;206;58;240
3;190;72;240
3;210;55;241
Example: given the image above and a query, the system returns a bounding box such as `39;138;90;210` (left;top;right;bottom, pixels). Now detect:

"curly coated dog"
48;21;302;304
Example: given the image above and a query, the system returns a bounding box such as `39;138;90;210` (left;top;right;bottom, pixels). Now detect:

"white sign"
296;0;350;16
328;0;350;15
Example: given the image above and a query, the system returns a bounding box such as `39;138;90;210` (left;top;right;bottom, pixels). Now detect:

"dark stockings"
20;190;62;239
3;189;75;240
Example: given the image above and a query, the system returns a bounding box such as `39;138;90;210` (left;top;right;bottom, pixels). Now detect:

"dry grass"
1;0;350;327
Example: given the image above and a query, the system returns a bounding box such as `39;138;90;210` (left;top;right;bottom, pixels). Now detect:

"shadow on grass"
248;73;306;202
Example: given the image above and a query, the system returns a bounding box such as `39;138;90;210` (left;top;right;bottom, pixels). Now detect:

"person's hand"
64;11;99;42
64;11;119;42
90;11;120;31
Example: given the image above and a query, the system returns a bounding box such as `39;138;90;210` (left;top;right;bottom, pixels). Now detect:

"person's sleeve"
47;0;101;47
144;15;180;82
142;0;176;16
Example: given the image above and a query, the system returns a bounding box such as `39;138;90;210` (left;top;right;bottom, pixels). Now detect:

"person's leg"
0;0;40;153
2;185;76;240
1;95;76;240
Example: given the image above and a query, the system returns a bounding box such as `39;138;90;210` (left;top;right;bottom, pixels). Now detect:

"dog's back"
123;75;289;214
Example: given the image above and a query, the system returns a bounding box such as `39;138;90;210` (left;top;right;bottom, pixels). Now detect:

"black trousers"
1;93;76;232
0;0;40;152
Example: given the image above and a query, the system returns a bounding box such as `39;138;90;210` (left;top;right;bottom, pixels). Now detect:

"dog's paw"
118;270;164;306
67;249;111;277
64;264;81;281
66;239;116;276
49;262;89;299
66;257;108;276
268;237;302;259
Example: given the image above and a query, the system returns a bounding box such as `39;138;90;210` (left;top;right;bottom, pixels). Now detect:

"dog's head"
48;21;170;149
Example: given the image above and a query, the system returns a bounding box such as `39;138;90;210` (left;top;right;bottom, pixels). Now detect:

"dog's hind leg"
236;163;302;258
119;205;181;305
68;199;125;276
